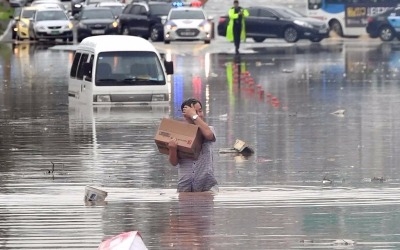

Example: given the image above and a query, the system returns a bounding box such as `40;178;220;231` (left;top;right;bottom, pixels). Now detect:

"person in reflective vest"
225;0;249;54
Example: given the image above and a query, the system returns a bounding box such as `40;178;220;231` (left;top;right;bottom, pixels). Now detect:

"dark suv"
117;1;172;41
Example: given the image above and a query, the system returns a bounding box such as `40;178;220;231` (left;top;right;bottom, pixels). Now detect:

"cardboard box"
233;139;254;155
154;118;203;159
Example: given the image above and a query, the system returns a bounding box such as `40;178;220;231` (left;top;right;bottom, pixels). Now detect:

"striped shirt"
177;126;218;192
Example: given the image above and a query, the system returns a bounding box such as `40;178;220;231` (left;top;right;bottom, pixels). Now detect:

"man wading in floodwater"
167;98;218;192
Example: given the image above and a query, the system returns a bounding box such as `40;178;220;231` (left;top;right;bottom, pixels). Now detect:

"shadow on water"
1;41;400;248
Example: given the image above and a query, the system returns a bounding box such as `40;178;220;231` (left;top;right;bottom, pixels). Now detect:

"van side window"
84;54;94;82
77;53;89;80
70;52;82;78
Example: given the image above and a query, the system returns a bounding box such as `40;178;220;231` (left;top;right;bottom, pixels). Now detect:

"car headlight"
199;22;211;31
36;25;45;31
64;22;73;29
110;21;118;28
74;3;81;7
152;94;165;102
165;22;177;30
294;20;313;29
96;95;111;102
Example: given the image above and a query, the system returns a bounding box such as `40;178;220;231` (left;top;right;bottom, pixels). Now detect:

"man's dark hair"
181;98;202;111
233;0;238;3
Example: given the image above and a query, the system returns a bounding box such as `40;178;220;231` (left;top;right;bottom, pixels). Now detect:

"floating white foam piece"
331;109;345;116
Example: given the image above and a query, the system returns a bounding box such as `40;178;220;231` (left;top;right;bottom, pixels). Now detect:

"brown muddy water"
1;41;400;249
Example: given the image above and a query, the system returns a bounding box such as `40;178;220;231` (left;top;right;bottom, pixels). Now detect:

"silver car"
163;7;212;44
30;8;73;42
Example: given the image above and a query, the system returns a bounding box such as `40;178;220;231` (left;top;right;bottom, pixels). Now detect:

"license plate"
319;29;327;34
92;30;105;34
181;32;195;36
51;30;59;34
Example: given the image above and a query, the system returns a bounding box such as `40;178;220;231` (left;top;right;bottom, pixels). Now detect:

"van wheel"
379;25;395;41
164;40;170;44
204;40;210;44
283;27;299;43
150;26;160;42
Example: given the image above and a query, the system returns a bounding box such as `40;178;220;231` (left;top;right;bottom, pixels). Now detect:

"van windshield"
95;51;166;86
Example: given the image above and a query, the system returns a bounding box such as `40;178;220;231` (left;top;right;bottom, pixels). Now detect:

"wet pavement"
2;38;400;249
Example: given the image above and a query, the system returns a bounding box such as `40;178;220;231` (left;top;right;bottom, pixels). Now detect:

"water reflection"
161;192;215;248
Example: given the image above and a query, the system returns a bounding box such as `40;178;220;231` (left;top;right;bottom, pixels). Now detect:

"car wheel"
164;40;170;44
253;37;265;43
283;27;299;43
204;40;210;44
330;20;343;37
122;26;130;36
379;25;395;41
310;37;323;42
68;37;73;42
12;32;16;40
150;26;161;42
77;37;83;42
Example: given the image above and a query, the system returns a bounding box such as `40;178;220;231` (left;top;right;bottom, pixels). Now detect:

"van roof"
78;35;159;53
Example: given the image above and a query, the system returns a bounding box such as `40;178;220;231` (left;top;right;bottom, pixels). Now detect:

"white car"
30;8;73;42
163;7;212;44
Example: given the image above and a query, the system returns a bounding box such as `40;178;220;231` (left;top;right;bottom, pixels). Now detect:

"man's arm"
193;117;215;142
168;138;179;166
228;8;239;20
243;8;249;18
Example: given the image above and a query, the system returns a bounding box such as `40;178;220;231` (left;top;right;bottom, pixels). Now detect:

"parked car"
29;8;73;42
217;5;330;43
164;7;211;44
84;0;119;6
16;6;39;40
31;2;69;14
75;6;118;42
96;2;125;17
366;7;400;41
118;1;172;41
10;7;22;40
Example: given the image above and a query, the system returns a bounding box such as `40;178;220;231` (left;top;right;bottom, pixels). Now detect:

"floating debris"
282;68;294;73
371;176;385;182
219;113;228;121
332;239;355;246
219;139;254;156
331;109;345;116
322;175;333;184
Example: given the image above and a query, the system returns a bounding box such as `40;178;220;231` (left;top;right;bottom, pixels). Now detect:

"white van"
68;35;173;105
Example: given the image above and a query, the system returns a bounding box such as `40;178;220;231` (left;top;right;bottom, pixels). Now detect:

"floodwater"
1;40;400;249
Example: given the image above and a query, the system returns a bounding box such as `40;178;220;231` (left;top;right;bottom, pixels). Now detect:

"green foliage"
0;2;13;20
